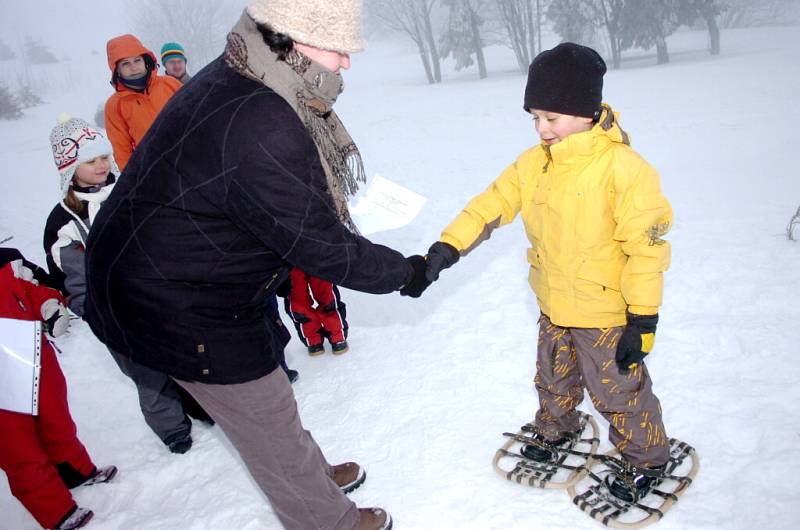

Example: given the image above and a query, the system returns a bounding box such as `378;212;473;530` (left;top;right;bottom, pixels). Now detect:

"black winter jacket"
85;57;412;384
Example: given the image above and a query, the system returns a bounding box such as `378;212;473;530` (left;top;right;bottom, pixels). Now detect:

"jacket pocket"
523;189;548;243
574;260;627;315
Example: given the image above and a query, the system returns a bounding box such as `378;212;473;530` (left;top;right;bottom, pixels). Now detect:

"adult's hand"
400;255;432;298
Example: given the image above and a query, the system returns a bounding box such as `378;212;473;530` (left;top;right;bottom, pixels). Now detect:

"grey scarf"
225;11;365;232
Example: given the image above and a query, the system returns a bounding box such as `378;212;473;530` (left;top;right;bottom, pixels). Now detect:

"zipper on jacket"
542;144;553;173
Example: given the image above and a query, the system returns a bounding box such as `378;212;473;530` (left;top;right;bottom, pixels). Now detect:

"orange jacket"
104;34;182;170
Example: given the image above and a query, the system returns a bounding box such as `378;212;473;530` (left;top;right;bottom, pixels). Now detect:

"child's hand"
425;242;460;282
41;299;71;337
615;313;658;373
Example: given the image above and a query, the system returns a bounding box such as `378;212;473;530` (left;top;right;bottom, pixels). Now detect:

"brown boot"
331;462;366;493
356;507;392;530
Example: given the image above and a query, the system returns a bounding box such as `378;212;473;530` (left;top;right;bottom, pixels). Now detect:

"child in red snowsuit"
283;268;349;355
0;248;116;530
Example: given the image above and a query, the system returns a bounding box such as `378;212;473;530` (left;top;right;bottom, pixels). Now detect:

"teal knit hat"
160;42;187;63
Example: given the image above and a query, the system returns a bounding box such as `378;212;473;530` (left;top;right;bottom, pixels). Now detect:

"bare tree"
676;0;722;55
547;0;600;45
0;39;15;61
24;36;59;64
719;0;800;28
496;0;542;74
127;0;243;70
593;0;626;69
788;205;800;241
441;0;489;79
618;0;680;65
371;0;443;84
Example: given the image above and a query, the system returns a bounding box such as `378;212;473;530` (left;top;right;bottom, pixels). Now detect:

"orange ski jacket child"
104;34;182;170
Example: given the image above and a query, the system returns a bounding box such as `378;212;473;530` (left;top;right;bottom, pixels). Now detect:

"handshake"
399;242;460;298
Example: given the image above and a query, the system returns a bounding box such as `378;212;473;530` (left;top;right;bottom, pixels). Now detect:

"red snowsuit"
0;256;96;529
284;268;348;347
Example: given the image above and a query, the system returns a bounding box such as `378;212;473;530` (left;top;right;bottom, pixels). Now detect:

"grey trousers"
175;368;359;530
534;314;670;468
108;350;190;445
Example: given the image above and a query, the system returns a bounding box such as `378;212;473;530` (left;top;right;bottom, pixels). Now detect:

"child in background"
104;34;182;170
0;248;116;530
425;43;678;501
160;42;192;84
282;268;349;355
44;115;211;454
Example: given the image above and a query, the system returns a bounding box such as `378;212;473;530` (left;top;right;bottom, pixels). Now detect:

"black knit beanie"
523;42;607;119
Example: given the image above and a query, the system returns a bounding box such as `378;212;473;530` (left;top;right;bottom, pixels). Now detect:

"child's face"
117;55;147;79
73;156;111;188
530;109;593;146
164;58;187;78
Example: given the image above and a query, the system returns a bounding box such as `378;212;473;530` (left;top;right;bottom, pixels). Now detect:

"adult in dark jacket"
84;1;427;529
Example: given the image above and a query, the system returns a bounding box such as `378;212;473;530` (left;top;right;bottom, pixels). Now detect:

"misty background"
2;0;800;116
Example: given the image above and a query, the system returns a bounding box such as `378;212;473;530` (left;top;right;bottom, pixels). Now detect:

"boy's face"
164;58;187;78
117;55;147;79
530;109;593;146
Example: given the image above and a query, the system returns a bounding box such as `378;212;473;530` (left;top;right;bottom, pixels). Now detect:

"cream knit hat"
246;0;365;54
50;114;119;195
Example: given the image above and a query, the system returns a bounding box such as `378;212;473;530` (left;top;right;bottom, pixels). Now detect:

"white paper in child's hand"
349;174;426;236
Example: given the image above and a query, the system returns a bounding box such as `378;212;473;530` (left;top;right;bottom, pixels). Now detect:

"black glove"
400;255;432;298
425;242;460;282
615;313;658;373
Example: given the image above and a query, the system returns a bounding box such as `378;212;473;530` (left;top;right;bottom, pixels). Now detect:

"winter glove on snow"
41;298;70;337
400;255;432;298
425;241;460;282
615;313;658;373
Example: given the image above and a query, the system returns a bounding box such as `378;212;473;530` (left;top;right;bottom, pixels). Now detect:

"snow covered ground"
2;24;800;530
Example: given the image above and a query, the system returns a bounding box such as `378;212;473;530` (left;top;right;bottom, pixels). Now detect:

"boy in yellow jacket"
425;43;674;502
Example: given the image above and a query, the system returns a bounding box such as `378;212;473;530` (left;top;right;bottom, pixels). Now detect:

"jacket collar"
543;104;630;165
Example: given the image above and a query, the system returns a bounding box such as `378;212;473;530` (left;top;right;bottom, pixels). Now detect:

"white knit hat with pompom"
50;114;118;195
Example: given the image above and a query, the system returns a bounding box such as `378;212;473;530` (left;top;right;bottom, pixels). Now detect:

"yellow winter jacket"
440;105;672;328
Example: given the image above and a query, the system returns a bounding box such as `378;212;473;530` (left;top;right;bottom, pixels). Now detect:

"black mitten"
425;242;460;282
615;313;659;373
400;255;432;298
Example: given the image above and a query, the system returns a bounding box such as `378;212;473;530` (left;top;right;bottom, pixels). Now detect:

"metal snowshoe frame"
567;438;699;529
492;411;600;489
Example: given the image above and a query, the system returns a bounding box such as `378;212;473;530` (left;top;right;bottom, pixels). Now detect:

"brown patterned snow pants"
533;314;670;468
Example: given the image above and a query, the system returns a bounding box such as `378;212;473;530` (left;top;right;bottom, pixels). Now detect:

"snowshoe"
520;432;571;462
567;438;699;528
492;411;600;489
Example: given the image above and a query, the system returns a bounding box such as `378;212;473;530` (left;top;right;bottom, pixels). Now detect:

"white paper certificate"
0;319;42;415
349;174;427;236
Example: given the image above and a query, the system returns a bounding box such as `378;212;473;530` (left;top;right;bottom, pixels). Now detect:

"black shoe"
166;434;193;454
286;368;299;383
308;343;325;356
608;464;666;502
331;340;349;354
520;432;569;462
82;465;118;486
55;507;93;530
